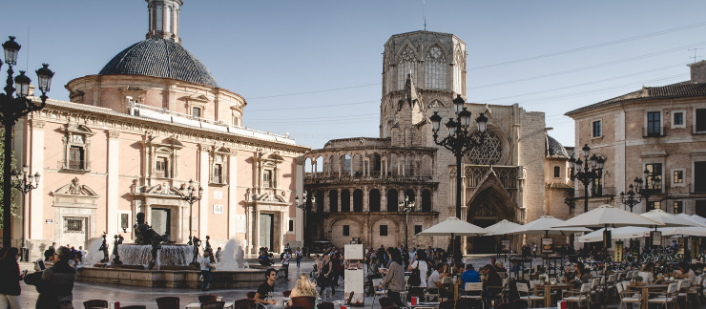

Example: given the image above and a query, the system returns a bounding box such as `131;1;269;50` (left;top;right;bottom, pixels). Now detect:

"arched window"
554;166;561;178
353;189;363;212
370;189;381;212
387;189;399;212
341;190;351;212
422;189;432;212
316;191;324;213
329;190;338;212
373;153;382;176
397;47;417;90
343;155;351;172
425;46;446;89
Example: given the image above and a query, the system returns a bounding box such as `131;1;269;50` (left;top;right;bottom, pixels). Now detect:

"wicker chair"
233;298;254;309
83;300;108;309
289;296;316;309
156;297;180;309
198;295;219;303
200;301;225;309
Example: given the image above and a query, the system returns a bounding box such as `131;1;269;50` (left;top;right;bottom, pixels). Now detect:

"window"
424;46;446;89
397;47;417;90
62;125;94;172
155;4;163;31
673;201;683;214
697;200;706;218
380;225;388;236
592;120;602;137
343;225;350;236
645;163;662;191
263;170;273;188
696;162;706;192
673;112;684;126
166;6;172;32
192;107;201;118
673;170;684;184
233;116;239;127
697;109;706;132
554;166;561;178
288;220;294;233
64;218;84;233
414;225;422;235
647;112;661;136
213;165;223;184
69;146;84;170
156;157;168;178
592;174;603;196
647;201;661;212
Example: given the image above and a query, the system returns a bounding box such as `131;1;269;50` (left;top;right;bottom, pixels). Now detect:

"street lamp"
398;194;415;247
568;144;605;213
295;191;314;256
563;196;576;216
429;94;489;262
1;36;54;246
179;179;203;245
620;184;642;212
634;169;660;211
11;163;39;261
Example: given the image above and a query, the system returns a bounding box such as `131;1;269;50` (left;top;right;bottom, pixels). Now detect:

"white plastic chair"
516;282;544;307
563;283;591;308
461;282;485;308
371;278;385;308
617;281;641;309
647;282;677;309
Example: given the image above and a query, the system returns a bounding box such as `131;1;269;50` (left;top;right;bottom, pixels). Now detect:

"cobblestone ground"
15;255;539;309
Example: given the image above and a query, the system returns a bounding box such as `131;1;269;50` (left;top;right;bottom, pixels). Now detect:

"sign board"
214;191;222;200
614;241;623;262
344;244;364;260
214;204;223;214
45;219;53;224
541;237;553;253
651;231;662;246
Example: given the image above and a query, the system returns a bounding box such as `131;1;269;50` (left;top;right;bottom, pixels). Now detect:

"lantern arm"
432;133;458;153
0;95;47;125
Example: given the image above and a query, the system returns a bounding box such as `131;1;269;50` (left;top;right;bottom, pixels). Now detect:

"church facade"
7;0;310;259
303;31;571;253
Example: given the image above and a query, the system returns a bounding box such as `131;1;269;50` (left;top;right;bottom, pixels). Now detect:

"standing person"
201;250;214;291
0;248;25;309
78;246;87;264
215;247;222;263
41;247;77;309
408;250;429;288
296;247;302;268
282;249;291;280
532;243;537;259
255;269;277;306
379;248;406;307
330;253;341;286
318;254;335;296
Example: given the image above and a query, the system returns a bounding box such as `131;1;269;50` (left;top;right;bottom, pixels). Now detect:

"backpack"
408;261;422;286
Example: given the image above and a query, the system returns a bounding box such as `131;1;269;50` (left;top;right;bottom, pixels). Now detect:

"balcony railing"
58;160;89;171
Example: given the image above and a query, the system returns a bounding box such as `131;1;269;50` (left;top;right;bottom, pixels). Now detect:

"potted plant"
634;275;644;286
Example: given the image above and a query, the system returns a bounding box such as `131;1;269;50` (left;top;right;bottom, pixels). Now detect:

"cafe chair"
616;281;641;309
246;291;257;300
378;297;393;308
200;301;225;309
516;282;543;308
461;282;484;305
290;296;316;309
156;297;180;309
233;299;254;309
84;300;109;309
440;300;455;309
563;283;591;308
199;295;219;303
318;302;334;309
647;282;677;309
371;278;386;308
511;299;528;309
686;276;704;309
590;278;601;301
496;302;512;309
677;279;695;309
120;306;147;309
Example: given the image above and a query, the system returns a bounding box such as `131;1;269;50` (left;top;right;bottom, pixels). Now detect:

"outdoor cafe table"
536;283;573;306
185;301;235;309
407;301;440;309
628;284;668;309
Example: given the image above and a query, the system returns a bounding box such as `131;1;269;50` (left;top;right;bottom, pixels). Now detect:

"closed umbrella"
578;227;650;243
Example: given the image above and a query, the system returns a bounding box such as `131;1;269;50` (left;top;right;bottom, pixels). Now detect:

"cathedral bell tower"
146;0;183;44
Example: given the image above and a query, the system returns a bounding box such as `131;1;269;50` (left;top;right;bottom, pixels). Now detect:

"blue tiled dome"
99;39;219;88
546;135;569;158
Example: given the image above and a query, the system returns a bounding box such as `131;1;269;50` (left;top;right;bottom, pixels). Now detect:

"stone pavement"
15;255;541;309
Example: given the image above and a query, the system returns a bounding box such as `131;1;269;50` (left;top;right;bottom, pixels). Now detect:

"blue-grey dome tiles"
99;38;219;88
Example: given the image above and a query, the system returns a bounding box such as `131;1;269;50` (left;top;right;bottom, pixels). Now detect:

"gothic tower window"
397;47;417;90
425;46;446;89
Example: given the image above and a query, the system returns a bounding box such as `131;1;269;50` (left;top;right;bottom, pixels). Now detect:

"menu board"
344;244;364;260
614;241;623;262
541;237;553;253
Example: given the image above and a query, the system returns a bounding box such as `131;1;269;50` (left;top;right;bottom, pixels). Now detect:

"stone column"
381;186;387;211
363;186;369;212
198;146;210;239
324;190;330;213
416;188;422;211
337;189;341;212
350;190;354;212
177;205;183;243
29;121;44;241
107;130;120;236
252;205;260;254
228;150;238;239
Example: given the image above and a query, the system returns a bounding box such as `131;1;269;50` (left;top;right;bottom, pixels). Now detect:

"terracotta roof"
546;182;573;189
100;38;219;88
565;81;706;116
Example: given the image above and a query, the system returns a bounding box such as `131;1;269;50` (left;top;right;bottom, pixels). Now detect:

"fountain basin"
77;267;266;289
116;243;192;268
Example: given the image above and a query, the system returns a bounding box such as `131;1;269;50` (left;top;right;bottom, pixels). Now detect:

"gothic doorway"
466;186;515;254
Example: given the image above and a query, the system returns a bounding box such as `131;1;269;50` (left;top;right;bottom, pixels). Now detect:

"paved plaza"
15;255;524;309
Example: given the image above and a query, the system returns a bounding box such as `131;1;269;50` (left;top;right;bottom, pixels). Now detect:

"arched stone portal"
465;173;517;254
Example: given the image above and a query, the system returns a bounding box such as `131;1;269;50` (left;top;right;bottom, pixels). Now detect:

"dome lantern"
146;0;183;44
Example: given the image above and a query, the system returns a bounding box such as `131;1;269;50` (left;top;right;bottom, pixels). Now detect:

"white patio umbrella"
507;215;591;235
578;227;651;243
659;227;706;237
551;204;665;308
485;219;522;236
640;209;699;228
676;214;706;227
690;214;706;225
415;216;490;237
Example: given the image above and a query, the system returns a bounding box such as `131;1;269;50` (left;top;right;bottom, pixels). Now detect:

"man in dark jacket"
26;247;76;309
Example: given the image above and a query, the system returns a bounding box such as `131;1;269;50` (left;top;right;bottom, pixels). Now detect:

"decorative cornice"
30;120;45;129
108;130;120;139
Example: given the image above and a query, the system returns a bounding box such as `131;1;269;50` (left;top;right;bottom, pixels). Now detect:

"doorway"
470;219;497;253
260;214;274;250
150;208;171;236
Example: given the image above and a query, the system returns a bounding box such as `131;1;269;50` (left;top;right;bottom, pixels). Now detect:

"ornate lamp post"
1;36;54;246
429;95;488;262
635;168;660;211
398;194;415;248
11;163;39;261
620;184;642;212
179;179;203;245
295;191;314;256
568;144;605;213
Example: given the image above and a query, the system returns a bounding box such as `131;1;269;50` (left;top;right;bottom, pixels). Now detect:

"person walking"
41;247;77;309
318;254;335;296
379;249;406;307
0;248;25;309
532;243;537;259
282;249;291;279
201;250;214;291
296;247;302;268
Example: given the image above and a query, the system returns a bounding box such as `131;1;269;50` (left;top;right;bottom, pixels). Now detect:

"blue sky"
2;1;706;149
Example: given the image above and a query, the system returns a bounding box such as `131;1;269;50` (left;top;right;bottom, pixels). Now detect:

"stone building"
565;61;706;217
5;0;310;259
303;31;561;253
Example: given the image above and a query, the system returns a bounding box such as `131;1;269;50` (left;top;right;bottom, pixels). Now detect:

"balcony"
304;173;433;184
643;126;667;138
58;160;90;172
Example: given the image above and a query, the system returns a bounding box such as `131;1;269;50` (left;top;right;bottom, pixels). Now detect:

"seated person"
452;263;465;276
675;262;696;285
427;264;454;300
483;264;503;307
462;264;480;285
258;251;274;266
495;261;507;273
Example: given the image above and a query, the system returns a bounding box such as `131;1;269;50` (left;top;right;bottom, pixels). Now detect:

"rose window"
467;130;503;165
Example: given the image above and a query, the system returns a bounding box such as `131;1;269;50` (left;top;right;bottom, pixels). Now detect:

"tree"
0;130;18;229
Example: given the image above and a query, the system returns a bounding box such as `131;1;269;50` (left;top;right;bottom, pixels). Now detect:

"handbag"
408;261;422;286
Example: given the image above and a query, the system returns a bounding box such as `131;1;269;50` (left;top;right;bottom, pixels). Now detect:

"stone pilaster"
198;145;210;239
107;130;120;236
29;120;45;240
228;149;238;238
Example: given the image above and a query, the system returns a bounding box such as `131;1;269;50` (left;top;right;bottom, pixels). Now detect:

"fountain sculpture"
98;233;110;263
